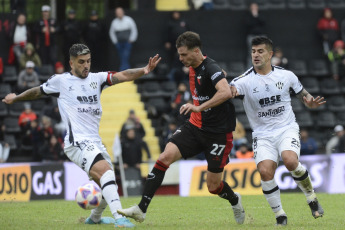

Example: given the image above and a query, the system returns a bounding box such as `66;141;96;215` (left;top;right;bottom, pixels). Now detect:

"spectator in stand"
120;110;151;160
235;143;254;159
18;102;37;129
0;123;10;163
83;10;106;72
19;42;42;71
121;128;148;169
8;13;29;65
317;8;339;55
271;47;288;69
326;125;344;155
62;9;81;69
160;119;178;152
327;40;345;80
55;61;65;74
245;3;266;68
164;11;190;69
17;61;40;93
34;5;59;65
21;118;44;161
41;115;54;143
109;7;138;71
231;119;248;157
170;82;192;125
39;134;65;162
300;129;318;155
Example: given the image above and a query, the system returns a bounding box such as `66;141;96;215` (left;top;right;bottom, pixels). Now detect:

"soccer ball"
75;183;102;210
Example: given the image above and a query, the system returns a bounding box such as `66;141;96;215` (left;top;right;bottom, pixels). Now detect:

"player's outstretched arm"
111;54;161;84
296;88;326;109
2;86;43;105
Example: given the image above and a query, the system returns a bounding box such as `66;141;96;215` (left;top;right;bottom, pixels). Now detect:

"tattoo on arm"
296;88;311;104
16;86;43;102
111;75;121;85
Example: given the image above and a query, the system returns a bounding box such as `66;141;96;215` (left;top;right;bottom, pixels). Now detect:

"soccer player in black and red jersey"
118;31;246;225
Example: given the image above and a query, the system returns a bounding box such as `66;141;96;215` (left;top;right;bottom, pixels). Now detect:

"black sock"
138;160;169;213
216;181;238;206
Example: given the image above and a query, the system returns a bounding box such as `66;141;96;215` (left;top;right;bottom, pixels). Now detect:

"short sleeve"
289;72;303;94
207;63;225;86
40;74;61;97
230;77;245;96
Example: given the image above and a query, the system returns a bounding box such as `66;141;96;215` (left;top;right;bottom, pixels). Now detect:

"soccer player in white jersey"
2;44;161;228
229;37;325;226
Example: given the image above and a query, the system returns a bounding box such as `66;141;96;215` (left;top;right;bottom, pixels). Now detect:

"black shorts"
169;122;233;173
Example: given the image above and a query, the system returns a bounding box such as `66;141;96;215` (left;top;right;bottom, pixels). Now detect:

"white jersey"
230;66;303;138
40;71;114;146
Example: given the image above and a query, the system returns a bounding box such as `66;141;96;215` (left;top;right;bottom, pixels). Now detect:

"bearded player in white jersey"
230;37;325;226
2;44;161;228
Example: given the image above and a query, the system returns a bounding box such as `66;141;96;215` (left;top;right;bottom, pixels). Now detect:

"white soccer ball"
75;183;102;210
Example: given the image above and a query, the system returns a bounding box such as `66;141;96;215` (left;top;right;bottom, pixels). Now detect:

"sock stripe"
154;160;169;171
101;180;116;190
210;181;224;194
292;170;309;181
263;185;279;194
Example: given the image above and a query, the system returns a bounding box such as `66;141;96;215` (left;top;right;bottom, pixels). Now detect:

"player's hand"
2;93;17;104
180;103;200;115
303;96;326;108
143;54;161;75
230;85;239;98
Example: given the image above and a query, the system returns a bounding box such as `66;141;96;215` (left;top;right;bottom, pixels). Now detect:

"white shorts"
252;127;300;165
64;140;113;176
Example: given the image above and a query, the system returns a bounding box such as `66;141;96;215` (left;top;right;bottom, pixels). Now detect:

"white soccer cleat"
231;192;245;224
117;205;146;223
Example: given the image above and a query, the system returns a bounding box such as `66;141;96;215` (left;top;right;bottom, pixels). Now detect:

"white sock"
290;162;315;201
90;198;107;222
261;179;285;217
100;170;123;219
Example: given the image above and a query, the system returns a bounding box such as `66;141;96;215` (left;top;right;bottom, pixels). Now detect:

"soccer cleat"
231;192;245;224
275;215;287;226
308;198;324;219
117;205;146;223
85;216;116;224
114;217;135;228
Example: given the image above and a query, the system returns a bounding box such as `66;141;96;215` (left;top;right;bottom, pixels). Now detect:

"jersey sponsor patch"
211;71;222;81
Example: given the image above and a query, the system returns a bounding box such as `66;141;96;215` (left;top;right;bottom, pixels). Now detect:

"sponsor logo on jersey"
259;95;281;107
253;87;259;93
69;86;74;91
81;85;86;92
90;82;97;89
258;106;285;118
77;95;98;104
192;95;210;102
78;107;101;115
211;71;222;81
81;158;87;170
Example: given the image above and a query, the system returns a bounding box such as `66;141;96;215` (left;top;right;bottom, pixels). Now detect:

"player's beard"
75;68;89;79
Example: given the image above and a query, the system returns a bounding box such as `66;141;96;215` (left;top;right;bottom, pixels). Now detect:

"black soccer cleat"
308;198;324;219
275;215;287;226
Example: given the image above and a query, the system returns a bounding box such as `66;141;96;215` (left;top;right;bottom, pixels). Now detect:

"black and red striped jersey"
188;57;236;133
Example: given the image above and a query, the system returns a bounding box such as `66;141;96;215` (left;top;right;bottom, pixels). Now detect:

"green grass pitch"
1;193;344;229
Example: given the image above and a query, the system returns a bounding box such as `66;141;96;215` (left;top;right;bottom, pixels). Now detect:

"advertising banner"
0;164;31;201
30;164;65;200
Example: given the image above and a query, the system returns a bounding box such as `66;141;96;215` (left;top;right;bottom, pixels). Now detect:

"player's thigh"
278;127;300;159
204;132;233;173
158;142;183;166
169;123;204;159
64;142;112;175
253;137;280;166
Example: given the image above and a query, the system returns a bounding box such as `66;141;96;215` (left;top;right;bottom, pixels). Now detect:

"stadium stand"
308;59;330;78
287;0;306;9
2;66;17;84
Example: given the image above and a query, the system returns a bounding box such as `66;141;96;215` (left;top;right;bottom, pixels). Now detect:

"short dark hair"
69;44;90;58
176;31;202;50
251;36;273;51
